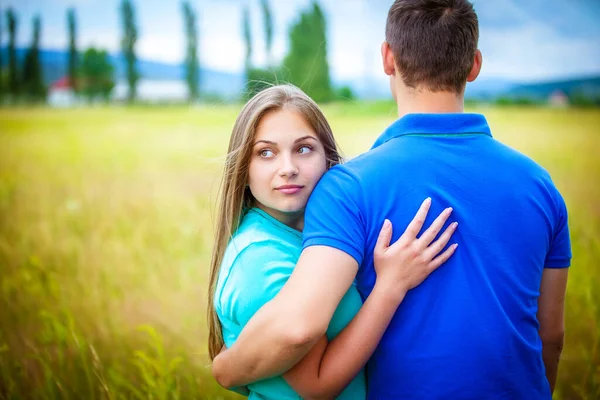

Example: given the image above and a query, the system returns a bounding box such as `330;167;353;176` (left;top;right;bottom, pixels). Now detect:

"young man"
212;0;571;398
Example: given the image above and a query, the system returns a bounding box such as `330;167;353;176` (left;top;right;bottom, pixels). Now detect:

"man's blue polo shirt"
302;113;571;400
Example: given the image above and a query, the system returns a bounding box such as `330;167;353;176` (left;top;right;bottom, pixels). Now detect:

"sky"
2;0;600;84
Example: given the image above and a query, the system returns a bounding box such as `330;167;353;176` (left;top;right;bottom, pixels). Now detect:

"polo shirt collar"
371;113;492;150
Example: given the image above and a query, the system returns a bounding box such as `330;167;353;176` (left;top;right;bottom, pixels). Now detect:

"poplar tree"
6;8;19;99
22;15;46;101
120;0;139;103
182;1;199;102
260;0;273;66
243;6;252;78
67;8;78;91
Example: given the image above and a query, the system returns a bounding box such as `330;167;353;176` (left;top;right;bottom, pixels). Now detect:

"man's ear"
381;41;396;76
467;49;482;82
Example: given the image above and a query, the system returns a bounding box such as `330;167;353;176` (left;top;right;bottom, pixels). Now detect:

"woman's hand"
373;197;457;303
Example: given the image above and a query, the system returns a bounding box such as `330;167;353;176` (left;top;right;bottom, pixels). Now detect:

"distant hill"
2;48;599;102
465;78;517;101
507;76;600;100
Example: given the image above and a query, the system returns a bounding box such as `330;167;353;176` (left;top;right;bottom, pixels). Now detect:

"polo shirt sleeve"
302;165;366;266
221;241;294;326
544;191;572;269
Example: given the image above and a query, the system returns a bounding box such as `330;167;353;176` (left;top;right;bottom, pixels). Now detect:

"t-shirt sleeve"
302;165;366;266
220;241;295;326
544;190;572;269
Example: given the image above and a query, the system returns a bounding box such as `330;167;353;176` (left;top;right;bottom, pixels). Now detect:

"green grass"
0;104;599;399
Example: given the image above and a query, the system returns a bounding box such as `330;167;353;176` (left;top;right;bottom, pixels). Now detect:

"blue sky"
2;0;600;83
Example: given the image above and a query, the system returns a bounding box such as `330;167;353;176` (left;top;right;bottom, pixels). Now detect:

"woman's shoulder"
223;231;299;278
226;210;289;257
216;232;300;326
215;210;301;313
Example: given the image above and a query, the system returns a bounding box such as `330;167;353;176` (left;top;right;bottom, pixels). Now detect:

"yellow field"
0;104;598;399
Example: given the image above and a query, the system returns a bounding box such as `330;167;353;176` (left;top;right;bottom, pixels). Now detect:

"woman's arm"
283;200;457;399
282;287;401;400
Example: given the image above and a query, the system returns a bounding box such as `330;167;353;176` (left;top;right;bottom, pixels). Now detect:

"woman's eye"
260;149;274;157
297;145;312;155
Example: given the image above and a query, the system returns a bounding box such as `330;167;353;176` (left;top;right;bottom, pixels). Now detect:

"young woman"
207;85;457;399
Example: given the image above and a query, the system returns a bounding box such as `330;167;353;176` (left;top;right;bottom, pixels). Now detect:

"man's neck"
395;86;465;118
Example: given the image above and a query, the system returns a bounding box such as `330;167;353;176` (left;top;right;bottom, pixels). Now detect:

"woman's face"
248;108;328;228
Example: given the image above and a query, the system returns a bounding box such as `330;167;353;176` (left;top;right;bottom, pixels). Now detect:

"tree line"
0;0;349;105
0;0;201;104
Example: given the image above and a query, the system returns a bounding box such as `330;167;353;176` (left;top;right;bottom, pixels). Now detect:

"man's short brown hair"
385;0;479;93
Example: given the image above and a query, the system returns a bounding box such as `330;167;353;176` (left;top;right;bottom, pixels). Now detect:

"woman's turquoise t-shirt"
214;208;366;400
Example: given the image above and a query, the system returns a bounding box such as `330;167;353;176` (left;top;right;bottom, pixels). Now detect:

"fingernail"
452;243;458;249
383;219;391;229
452;222;458;229
446;207;453;214
424;197;431;205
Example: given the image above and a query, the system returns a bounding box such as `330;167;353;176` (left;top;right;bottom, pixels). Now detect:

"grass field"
0;103;599;399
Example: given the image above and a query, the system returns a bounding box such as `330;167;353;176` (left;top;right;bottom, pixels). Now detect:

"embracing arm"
283;278;402;400
283;286;399;400
213;198;457;396
212;245;358;388
283;202;457;399
537;267;568;394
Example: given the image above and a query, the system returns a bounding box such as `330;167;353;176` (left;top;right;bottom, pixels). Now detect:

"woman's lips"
276;185;304;195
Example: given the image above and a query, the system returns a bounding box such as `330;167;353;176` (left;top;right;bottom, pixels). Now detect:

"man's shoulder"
486;140;568;214
322;146;390;184
492;139;554;181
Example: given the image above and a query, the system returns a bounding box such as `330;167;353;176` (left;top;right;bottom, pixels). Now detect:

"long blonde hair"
207;84;342;360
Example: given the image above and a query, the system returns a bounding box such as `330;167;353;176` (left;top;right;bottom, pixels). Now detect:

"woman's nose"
279;154;299;177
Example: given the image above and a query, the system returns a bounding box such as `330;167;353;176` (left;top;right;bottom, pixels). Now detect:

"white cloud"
137;33;184;64
198;3;245;72
200;33;245;72
480;21;600;80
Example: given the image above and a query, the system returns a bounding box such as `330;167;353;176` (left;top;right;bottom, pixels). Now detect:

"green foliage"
182;2;200;102
80;48;115;101
335;85;355;101
570;90;600;108
243;67;285;100
242;6;252;75
120;0;139;103
67;8;78;92
260;0;273;65
494;96;540;106
131;326;185;399
22;15;46;102
6;8;19;99
282;1;332;102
